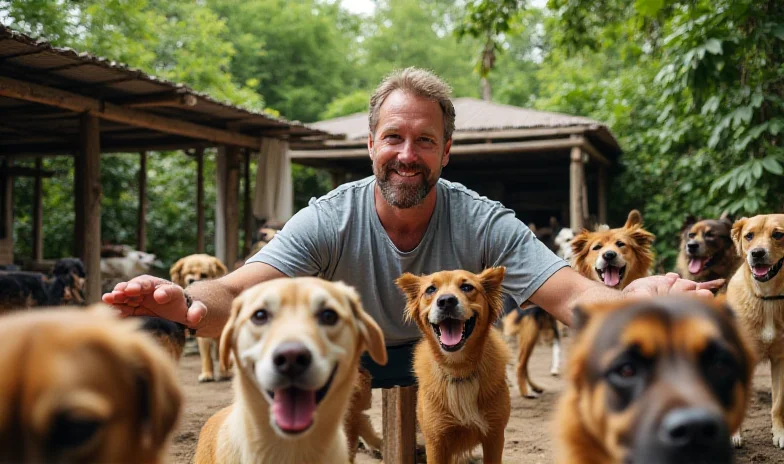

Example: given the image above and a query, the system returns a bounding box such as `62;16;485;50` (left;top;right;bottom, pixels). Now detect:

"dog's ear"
212;257;228;278
719;210;734;227
478;267;506;320
169;258;186;287
336;282;387;366
629;226;656;248
549;216;560;231
625;210;643;228
730;218;748;256
219;296;244;373
571;230;591;257
681;215;697;234
395;273;422;323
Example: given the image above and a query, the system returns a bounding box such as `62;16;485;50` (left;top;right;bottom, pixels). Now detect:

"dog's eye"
592;243;602;251
49;413;102;449
773;231;784;240
425;285;437;295
317;308;339;326
200;273;208;279
704;231;714;238
688;232;696;239
459;283;474;292
251;309;270;325
615;241;625;248
744;232;754;241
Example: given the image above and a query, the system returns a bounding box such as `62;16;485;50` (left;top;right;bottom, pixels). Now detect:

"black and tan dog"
0;258;86;312
502;303;561;398
676;213;740;293
555;296;755;464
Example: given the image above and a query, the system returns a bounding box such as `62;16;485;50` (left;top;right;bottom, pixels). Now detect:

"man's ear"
442;138;452;167
367;133;374;160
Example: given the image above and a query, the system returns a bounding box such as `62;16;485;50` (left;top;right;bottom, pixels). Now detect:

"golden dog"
571;210;655;290
194;277;387;464
727;214;784;448
556;296;755;464
170;254;228;381
0;306;182;463
397;267;510;463
676;213;740;293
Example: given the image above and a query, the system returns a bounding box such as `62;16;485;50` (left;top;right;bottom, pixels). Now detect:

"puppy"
556;296;755;464
0;306;182;463
676;213;740;293
727;214;784;447
571;210;655;290
195;277;387;464
502;303;560;398
554;227;576;262
397;268;510;463
170;254;228;381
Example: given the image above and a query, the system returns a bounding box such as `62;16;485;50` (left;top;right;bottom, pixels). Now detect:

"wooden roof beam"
114;91;199;108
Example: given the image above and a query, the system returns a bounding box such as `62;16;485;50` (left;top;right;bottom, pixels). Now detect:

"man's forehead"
377;91;444;128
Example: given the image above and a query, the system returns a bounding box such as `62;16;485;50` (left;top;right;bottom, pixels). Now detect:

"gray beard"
374;160;439;209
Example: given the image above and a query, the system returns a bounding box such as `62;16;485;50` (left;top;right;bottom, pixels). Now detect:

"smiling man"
104;67;720;387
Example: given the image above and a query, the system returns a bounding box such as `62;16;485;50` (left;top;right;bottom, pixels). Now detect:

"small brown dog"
676;213;740;293
397;267;510;463
556;296;755;464
502;303;560;398
727;214;784;448
170;254;228;381
571;210;655;290
195;277;387;464
0;306;182;463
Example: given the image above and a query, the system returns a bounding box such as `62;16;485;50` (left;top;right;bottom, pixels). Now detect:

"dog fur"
0;258;86;312
676;213;740;293
170;254;229;381
0;305;182;463
727;214;784;448
397;267;511;464
502;304;561;398
344;367;383;462
194;277;387;464
571;210;655;290
556;296;755;464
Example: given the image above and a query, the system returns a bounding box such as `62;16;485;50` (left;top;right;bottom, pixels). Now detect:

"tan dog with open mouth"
397;267;510;463
194;277;387;464
0;306;182;464
676;213;740;293
726;214;784;448
571;210;655;290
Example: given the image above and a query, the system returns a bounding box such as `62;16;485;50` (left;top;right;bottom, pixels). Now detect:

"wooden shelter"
292;97;622;231
0;26;326;302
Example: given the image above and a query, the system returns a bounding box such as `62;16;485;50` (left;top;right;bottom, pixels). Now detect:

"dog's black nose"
751;248;767;259
659;408;726;448
602;250;617;261
272;342;312;378
437;294;458;309
687;242;699;252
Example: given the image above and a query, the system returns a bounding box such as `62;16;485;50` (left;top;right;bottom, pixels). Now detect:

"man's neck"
374;184;437;252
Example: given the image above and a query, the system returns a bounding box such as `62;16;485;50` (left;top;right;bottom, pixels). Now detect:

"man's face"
368;90;452;209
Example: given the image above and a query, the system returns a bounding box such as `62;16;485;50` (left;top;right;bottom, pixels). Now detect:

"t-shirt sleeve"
245;201;335;277
483;208;568;306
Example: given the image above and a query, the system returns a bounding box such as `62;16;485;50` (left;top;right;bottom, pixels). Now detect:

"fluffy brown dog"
556;296;755;464
170;254;228;381
502;303;560;398
676;213;740;293
194;277;387;464
397;267;510;463
571;210;655;290
727;214;784;448
0;306;182;463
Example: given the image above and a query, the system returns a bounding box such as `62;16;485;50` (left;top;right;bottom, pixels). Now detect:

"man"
104;68;719;386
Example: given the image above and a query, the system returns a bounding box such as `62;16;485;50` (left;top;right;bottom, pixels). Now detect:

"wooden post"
581;166;589;224
33;157;43;261
569;144;585;231
136;151;147;252
225;146;240;268
242;150;253;259
0;159;13;266
382;386;417;464
74;150;84;259
196;148;205;253
79;114;102;304
598;165;607;225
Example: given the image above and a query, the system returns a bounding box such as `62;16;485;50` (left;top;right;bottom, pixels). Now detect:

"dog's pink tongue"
603;267;621;287
272;387;316;433
438;319;464;346
689;258;706;274
754;265;771;278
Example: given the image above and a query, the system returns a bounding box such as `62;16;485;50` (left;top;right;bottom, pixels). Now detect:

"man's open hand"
622;272;723;300
102;275;206;328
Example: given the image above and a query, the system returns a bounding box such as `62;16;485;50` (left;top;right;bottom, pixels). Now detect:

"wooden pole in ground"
569;144;585;231
79;113;102;303
242;149;253;259
33;157;43;261
598;165;607;225
196;148;205;253
382;386;417;464
136;151;147;252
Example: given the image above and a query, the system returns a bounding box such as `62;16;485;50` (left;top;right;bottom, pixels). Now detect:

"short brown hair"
368;67;456;142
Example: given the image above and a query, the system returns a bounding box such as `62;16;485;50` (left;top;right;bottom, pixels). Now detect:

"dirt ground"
169;338;781;463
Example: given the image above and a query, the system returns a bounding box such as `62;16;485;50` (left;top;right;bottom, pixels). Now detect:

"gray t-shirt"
247;177;567;346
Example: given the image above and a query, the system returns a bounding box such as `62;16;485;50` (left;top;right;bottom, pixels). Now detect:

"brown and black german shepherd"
676;213;740;293
555;296;755;464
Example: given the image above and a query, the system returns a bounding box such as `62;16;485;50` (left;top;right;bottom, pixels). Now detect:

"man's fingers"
698;278;725;290
113;304;159;318
186;301;208;329
153;285;179;304
113;282;128;292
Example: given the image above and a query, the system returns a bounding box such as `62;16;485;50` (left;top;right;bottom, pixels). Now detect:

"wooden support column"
569;144;585;231
78;114;102;304
242;150;253;259
74;150;84;259
196;148;205;253
598;165;607;225
215;146;240;267
382;386;417;464
0;159;13;266
136;151;147;252
33;157;43;261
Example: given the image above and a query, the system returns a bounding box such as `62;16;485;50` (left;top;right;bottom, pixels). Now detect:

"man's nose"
397;140;418;163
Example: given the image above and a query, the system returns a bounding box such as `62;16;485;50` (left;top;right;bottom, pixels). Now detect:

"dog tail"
138;317;187;362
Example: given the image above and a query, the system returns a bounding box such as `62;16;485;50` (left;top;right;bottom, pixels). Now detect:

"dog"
101;248;161;294
170;254;228;381
726;214;784;448
396;267;511;463
502;303;561;398
194;277;387;464
571;210;655;290
0;305;182;463
344;367;383;462
0;257;86;311
676;213;740;293
555;295;755;464
554;227;576;262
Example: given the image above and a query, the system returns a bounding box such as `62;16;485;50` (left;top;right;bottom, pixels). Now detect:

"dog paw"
773;427;784;448
216;372;233;382
550;369;560;377
731;431;744;448
198;373;215;383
